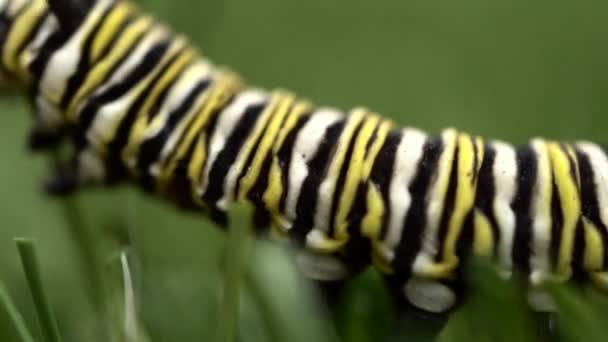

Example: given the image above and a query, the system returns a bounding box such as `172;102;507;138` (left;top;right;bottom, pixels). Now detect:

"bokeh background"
0;0;607;341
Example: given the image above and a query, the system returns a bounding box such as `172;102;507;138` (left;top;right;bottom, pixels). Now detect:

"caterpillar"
1;0;607;316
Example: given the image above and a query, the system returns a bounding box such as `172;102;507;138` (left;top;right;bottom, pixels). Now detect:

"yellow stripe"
92;35;185;156
473;209;494;257
262;101;311;224
333;113;379;241
187;132;209;208
272;101;311;154
359;120;392;242
237;92;295;200
67;15;154;121
90;1;137;62
362;120;393;178
228;93;283;197
3;0;46;80
121;48;197;170
265;158;285;235
365;183;394;273
548;142;581;278
307;109;366;252
158;73;241;191
583;218;604;271
441;134;484;271
362;183;384;240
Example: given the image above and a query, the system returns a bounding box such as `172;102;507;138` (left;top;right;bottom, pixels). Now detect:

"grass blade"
0;281;35;342
120;251;138;342
15;238;62;342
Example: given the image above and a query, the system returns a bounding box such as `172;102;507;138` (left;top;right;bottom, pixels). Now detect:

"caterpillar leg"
27;125;63;151
45;145;108;196
382;275;449;339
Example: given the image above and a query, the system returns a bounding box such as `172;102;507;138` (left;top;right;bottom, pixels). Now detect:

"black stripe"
160;91;236;175
0;11;15;76
15;11;50;66
29;29;70;92
166;128;201;209
105;46;188;182
168;97;232;209
276;114;311;213
549;178;563;271
59;2;122;109
143;60;190;124
47;0;92;33
511;144;537;274
201;103;267;206
363;123;379;159
196;100;228;189
575;148;608;269
471;136;480;183
563;144;585;274
342;181;374;273
77;39;171;134
327;119;366;237
136;79;211;190
392;136;443;275
71;26;152;145
474;144;500;256
572;220;586;277
234;102;292;198
371;130;401;241
290;120;346;244
29;0;90;89
246;105;300;207
434;145;460;262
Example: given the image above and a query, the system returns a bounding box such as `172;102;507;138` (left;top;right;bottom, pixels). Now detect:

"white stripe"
145;62;213;176
20;14;57;69
38;0;113;103
378;127;427;262
529;139;552;285
412;129;457;275
121;61;212;170
198;89;268;201
85;26;171;104
6;0;28;15
283;108;343;228
491;141;518;273
87;27;171;150
577;142;608;229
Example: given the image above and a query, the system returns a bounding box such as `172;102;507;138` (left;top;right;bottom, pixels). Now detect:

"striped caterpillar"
1;0;607;315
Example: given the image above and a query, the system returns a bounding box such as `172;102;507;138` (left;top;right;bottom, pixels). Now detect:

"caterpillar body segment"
1;0;607;314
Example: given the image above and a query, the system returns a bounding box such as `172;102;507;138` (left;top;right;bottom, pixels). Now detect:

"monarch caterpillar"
1;0;607;315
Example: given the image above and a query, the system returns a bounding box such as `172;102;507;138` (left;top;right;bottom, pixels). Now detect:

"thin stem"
15;238;62;342
46;152;108;340
216;205;252;342
0;281;35;342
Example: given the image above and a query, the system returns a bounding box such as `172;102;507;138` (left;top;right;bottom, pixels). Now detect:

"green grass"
1;0;608;341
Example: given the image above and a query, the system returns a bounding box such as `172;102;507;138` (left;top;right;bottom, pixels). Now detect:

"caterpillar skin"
1;0;608;314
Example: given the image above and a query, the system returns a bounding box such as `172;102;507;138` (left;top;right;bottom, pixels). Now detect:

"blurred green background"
0;0;607;341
